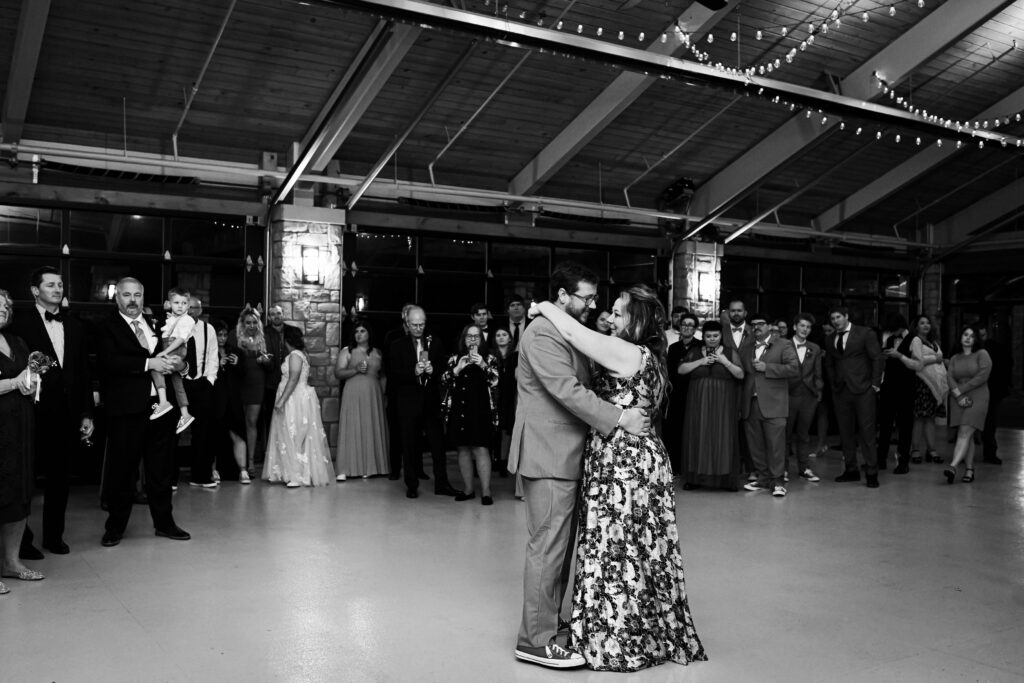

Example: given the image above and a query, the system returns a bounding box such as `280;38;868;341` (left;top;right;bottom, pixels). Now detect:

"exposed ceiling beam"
932;176;1024;246
0;0;52;145
687;0;1014;223
814;83;1024;232
506;0;734;197
272;21;421;204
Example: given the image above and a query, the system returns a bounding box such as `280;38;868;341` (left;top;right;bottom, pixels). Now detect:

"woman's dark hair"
701;320;723;336
950;323;984;355
615;284;668;391
347;319;375;354
489;325;514;356
679;313;699;329
456;323;484;356
283;325;305;351
211;318;229;335
909;314;936;343
549;261;599;301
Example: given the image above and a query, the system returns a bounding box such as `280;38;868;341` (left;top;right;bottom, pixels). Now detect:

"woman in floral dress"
530;284;706;672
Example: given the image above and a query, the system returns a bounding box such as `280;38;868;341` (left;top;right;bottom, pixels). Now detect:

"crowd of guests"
0;263;1011;597
656;300;1006;498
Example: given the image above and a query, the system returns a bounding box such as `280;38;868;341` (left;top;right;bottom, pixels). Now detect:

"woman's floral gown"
570;345;707;672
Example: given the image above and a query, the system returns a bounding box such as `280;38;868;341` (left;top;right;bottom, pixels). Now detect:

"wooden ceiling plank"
506;0;734;197
813;82;1024;233
686;0;1015;225
1;0;51;145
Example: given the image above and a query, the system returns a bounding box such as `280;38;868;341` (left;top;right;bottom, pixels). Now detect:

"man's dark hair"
469;302;488;316
549;261;599;301
828;305;850;318
793;312;816;328
506;294;525;309
30;266;60;289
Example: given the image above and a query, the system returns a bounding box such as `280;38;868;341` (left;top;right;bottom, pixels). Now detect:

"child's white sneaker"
175;414;195;434
151;402;173;420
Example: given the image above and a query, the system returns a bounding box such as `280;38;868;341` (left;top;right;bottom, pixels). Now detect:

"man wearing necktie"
785;313;823;483
96;278;190;547
739;312;799;497
505;295;529;349
825;306;885;488
11;267;95;557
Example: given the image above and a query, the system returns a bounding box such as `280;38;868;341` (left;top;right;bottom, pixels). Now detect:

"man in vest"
183;296;219;488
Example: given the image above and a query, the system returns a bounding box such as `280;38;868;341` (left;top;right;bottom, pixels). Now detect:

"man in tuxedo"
505;295;529;349
383;304;415;480
509;261;649;669
740;312;799;497
388;305;460;499
470;302;492;348
825;306;884;488
183;296;219;488
723;299;755;476
12;266;94;557
786;313;823;483
97;277;190;546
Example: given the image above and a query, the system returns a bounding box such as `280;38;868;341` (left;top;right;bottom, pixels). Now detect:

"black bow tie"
45;311;63;323
795;343;806;348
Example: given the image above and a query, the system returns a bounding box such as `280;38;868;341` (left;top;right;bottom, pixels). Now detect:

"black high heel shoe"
925;450;943;464
961;468;975;483
943;467;956;484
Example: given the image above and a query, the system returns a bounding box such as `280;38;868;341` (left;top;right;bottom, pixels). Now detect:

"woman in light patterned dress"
262;326;335;487
529;284;706;672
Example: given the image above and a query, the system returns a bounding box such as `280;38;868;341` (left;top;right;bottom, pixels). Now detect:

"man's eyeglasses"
571;292;599;307
408;323;426;329
465;334;480;340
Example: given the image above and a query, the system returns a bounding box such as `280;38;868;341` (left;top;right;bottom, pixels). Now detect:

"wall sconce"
355;293;368;312
301;246;321;285
256;255;265;273
245;255;254;272
105;282;117;301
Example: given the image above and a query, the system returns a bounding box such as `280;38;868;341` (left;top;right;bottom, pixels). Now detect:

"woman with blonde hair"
229;306;272;482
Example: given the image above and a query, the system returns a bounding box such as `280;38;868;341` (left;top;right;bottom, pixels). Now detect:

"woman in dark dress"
0;289;44;592
663;312;701;476
229;307;271;481
211;319;247;483
490;326;518;479
678;320;745;491
441;324;499;505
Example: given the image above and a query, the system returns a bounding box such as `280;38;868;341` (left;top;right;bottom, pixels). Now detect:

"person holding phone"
441;324;500;505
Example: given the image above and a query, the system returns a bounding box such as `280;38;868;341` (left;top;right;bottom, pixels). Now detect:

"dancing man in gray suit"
509;262;649;669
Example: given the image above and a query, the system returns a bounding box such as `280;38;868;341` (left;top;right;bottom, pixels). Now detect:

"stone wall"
269;217;344;447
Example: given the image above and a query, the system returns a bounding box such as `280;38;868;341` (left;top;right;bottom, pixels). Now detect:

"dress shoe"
42;540;70;555
101;531;122;547
1;567;45;581
406;488;419;499
983;455;1003;465
455;491;476;502
388;473;401;481
0;581;8;595
434;486;461;497
943;466;956;484
19;544;44;561
154;525;191;541
865;474;879;488
481;495;494;506
893;462;910;475
835;470;861;483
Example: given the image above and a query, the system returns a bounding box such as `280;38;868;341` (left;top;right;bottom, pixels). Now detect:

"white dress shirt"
36;303;65;367
188;320;219;385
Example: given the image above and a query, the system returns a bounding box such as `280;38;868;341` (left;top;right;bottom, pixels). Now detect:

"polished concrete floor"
2;427;1023;683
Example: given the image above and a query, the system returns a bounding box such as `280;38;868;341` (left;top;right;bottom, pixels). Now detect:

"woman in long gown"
262;326;335;487
944;325;992;484
0;289;44;592
678;320;744;491
334;321;389;480
530;284;706;672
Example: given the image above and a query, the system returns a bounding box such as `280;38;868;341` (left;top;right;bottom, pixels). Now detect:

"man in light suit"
97;278;190;547
740;312;799;497
786;313;824;483
825;306;885;488
509;262;648;669
12;266;94;557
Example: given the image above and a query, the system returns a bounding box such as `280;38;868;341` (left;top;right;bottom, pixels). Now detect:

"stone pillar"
269;205;346;447
671;240;723;321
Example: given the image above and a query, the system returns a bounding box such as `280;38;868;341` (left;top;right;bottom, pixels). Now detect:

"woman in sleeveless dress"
334;321;389;480
530;284;706;672
944;324;992;484
262;326;335;487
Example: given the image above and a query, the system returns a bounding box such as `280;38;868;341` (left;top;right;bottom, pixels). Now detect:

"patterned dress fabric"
263;351;335;486
335;346;389;477
0;333;34;523
570;345;707;672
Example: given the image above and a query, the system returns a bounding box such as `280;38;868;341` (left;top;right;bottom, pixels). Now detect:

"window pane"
759;293;800;323
348;273;416;314
170;217;245;259
800;296;838;323
844;270;878;296
610;252;656;287
170;263;244;310
69;259;162;304
880;272;909;298
420;236;485;273
803;266;840;294
69;212;163;254
348;233;417;269
489;277;545;314
0;257;46;301
721;260;757;290
419;273;484;318
845;299;879;327
0;205;62;247
760;264;800;291
490;243;549;276
552;247;607;278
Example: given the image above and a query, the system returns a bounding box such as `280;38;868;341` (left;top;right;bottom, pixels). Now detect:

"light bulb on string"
915;137;921;145
918;0;925;7
936;139;943;147
895;134;901;143
800;40;807;51
730;32;737;41
596;27;603;36
781;27;787;37
821;116;828;125
956;140;963;148
556;20;562;29
840;122;846;130
856;127;862;135
978;140;984;148
639;32;645;41
889;5;896;17
756;30;763;40
707;33;713;43
660;33;667;42
807;34;814;46
862;12;869;22
876;131;882;140
618;30;624;40
577;24;583;33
